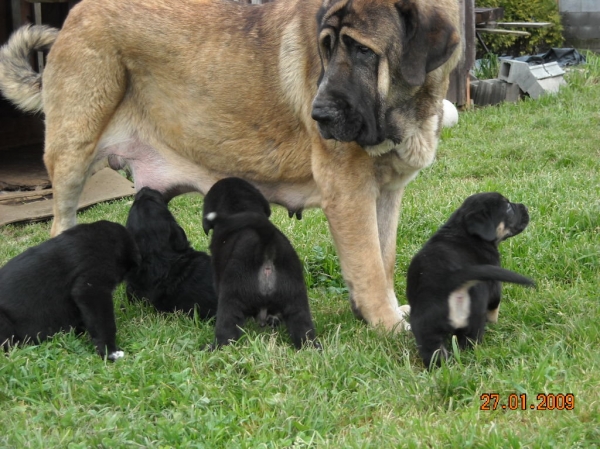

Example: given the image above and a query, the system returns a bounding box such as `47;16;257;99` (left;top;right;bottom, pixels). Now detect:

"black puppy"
202;177;320;349
125;187;218;318
0;221;139;360
406;192;534;368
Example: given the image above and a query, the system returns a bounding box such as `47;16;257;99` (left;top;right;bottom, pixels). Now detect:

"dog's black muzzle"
311;98;383;147
509;203;530;236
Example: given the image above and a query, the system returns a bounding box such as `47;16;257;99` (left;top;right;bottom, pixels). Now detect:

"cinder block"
529;77;566;99
504;82;521;103
498;60;531;83
529;62;565;80
559;0;582;13
498;60;566;99
582;0;600;13
470;79;522;106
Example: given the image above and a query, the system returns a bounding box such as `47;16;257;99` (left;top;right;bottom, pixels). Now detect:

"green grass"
472;52;501;80
1;53;599;447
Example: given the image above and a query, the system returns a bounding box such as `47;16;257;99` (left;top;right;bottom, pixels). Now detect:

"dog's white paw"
398;305;411;331
108;350;125;361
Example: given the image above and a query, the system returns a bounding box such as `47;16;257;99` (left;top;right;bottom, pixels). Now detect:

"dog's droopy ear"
170;222;190;251
465;212;497;242
394;0;460;87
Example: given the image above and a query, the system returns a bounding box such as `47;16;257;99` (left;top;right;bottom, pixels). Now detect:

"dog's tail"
0;25;59;113
204;211;276;243
450;265;535;291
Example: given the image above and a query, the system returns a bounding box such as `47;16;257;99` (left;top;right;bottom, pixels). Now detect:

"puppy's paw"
204;343;217;352
397;305;411;331
107;350;125;361
255;309;282;328
265;313;282;328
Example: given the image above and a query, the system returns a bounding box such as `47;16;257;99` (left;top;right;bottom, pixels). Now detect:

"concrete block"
529;62;565;80
559;0;582;13
470;79;522;106
504;82;521;103
582;0;600;13
529;77;567;99
498;60;566;99
517;74;538;93
498;60;530;83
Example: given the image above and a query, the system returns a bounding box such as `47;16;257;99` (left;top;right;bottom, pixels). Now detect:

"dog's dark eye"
342;35;374;57
506;203;513;214
357;44;371;54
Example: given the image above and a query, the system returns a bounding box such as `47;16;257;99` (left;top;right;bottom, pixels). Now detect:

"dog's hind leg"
0;311;18;351
213;302;246;349
71;279;122;361
456;317;486;350
41;16;126;236
282;302;320;350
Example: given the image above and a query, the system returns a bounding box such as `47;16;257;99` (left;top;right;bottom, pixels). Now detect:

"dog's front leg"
313;142;405;332
376;186;410;325
71;279;123;361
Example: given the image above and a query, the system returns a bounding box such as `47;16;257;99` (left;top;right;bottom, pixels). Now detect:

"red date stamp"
480;393;575;410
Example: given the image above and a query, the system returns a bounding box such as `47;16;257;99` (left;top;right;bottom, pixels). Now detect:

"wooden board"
0;168;135;226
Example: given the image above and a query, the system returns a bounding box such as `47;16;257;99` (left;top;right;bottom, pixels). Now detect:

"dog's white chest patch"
448;283;475;329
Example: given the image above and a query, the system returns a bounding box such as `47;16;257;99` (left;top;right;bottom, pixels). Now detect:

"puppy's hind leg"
71;278;122;361
456;316;486;350
282;301;321;350
0;311;18;351
212;301;246;349
42;21;126;236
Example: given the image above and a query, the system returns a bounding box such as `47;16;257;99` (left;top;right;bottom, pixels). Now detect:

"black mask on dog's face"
501;201;529;239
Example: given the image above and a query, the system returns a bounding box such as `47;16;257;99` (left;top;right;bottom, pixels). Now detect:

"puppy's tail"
0;25;59;113
204;211;276;243
451;265;535;290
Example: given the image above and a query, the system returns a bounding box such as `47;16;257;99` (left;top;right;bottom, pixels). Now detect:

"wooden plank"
11;0;32;30
497;22;553;28
447;0;475;107
0;189;50;202
475;7;504;24
24;0;70;3
0;168;134;226
476;28;531;37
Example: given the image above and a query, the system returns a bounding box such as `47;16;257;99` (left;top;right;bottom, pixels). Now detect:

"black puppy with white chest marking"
406;192;534;368
125;187;218;318
0;221;139;360
202;177;320;350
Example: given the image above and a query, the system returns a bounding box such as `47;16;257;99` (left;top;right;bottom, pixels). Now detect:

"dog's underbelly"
97;131;321;212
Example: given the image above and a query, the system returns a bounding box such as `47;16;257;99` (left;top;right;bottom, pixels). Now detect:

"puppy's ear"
202;215;214;235
465;212;497;242
170;222;190;251
263;202;272;218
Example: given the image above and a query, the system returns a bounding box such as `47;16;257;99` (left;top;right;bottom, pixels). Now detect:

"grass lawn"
1;54;599;448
